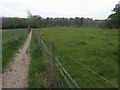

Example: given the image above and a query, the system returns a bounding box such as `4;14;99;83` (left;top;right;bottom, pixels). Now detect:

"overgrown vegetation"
29;28;118;88
29;32;52;88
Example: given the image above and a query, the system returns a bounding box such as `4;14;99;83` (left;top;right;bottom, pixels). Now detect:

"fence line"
64;54;118;88
55;57;80;88
33;30;119;88
56;74;65;88
2;29;28;50
37;31;80;88
54;46;119;88
33;30;80;88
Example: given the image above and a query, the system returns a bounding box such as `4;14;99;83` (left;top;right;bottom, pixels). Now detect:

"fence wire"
33;30;80;88
2;29;28;50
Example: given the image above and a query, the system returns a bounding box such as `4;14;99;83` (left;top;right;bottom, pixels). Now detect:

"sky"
0;0;119;19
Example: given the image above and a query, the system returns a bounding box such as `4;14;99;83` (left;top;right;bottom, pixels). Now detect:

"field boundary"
33;30;118;88
64;53;118;88
33;30;80;88
3;30;28;50
2;29;29;71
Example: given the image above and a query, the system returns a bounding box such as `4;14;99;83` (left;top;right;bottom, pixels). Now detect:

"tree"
107;2;120;28
27;10;43;29
2;17;27;29
32;15;43;28
27;10;32;30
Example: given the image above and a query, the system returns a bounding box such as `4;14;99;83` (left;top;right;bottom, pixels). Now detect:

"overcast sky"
0;0;119;19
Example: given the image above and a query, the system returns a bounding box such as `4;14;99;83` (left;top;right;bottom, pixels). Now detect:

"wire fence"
2;29;29;50
54;48;119;88
33;30;80;88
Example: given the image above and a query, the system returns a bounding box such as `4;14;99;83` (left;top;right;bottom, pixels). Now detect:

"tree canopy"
107;3;120;28
2;2;120;29
2;17;105;29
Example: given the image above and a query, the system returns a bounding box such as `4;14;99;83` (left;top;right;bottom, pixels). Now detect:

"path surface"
2;31;32;88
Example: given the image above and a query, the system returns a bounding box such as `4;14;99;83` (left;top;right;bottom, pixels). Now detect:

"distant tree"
80;17;84;26
27;10;43;29
2;17;27;29
31;15;43;28
74;17;80;28
3;13;108;29
27;10;32;30
74;17;84;28
69;18;75;27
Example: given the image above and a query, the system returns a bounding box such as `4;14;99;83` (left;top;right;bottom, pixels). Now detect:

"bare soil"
2;31;32;88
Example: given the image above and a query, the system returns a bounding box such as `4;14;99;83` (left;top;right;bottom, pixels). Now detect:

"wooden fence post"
39;34;45;56
20;31;24;37
11;30;14;41
50;41;56;88
35;32;38;43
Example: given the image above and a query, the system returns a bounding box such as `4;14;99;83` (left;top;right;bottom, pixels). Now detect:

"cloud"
0;0;119;19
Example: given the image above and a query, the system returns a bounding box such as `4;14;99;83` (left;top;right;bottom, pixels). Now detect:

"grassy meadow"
2;29;29;72
29;28;118;88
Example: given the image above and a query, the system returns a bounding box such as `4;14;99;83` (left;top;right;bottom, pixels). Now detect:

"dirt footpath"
2;31;32;88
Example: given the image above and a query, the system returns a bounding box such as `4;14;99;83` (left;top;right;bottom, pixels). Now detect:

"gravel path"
2;31;32;88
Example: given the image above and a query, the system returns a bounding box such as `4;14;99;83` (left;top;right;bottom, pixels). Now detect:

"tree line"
2;16;106;29
2;3;120;29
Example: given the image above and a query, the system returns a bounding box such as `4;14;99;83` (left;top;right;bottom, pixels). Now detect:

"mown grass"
2;29;29;72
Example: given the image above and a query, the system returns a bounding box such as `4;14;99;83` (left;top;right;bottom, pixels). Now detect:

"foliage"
2;17;27;29
107;3;120;28
27;11;43;28
2;17;106;29
29;33;51;88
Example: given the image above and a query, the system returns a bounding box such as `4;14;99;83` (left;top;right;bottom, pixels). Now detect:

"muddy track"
2;31;32;88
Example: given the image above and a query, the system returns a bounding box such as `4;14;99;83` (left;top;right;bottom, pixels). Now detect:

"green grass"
30;28;118;88
29;33;51;88
2;29;29;72
2;29;27;47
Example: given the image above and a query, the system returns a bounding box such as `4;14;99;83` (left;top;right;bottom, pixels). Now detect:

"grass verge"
2;33;29;72
29;33;51;88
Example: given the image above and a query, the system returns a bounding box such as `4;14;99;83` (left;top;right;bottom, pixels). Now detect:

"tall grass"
2;29;29;72
30;28;118;88
29;33;51;88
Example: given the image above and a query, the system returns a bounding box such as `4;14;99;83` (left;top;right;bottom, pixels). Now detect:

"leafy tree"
27;10;32;29
27;10;43;28
107;3;120;28
2;17;27;29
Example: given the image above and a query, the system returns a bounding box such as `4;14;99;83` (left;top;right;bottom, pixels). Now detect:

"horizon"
1;16;107;20
0;0;119;20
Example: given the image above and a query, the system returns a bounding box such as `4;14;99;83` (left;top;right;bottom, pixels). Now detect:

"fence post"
35;31;38;43
20;31;24;37
50;41;56;88
11;30;14;41
38;34;45;56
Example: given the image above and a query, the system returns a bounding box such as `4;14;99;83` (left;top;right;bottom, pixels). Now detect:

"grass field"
2;29;29;72
2;29;29;48
29;28;118;88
